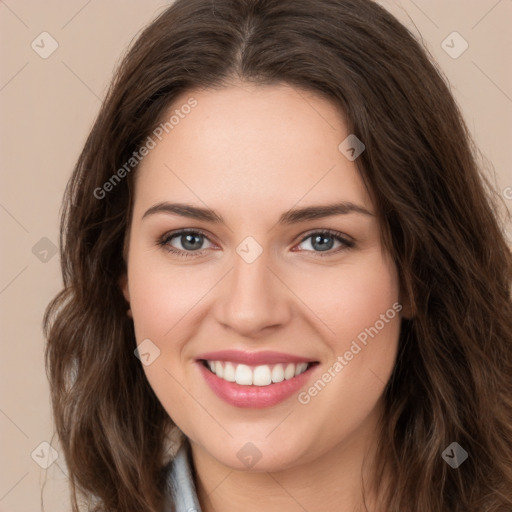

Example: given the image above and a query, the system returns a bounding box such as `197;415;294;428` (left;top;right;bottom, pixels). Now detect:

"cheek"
127;252;211;340
292;251;401;402
298;252;401;414
126;251;202;423
341;258;400;339
293;251;401;347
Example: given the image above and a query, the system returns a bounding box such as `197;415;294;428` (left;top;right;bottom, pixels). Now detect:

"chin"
201;433;316;473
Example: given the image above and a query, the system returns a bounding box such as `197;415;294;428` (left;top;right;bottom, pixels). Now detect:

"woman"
43;0;512;511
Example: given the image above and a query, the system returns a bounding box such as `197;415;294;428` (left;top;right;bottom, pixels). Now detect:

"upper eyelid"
162;228;214;244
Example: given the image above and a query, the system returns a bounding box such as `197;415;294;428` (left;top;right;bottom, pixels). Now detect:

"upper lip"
196;350;317;366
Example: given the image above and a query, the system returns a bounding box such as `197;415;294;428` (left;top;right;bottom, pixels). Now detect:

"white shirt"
165;439;203;512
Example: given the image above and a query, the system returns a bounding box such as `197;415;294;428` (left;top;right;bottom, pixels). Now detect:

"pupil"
182;234;202;250
313;234;333;251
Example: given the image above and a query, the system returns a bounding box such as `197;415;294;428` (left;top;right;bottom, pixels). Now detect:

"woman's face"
121;83;405;471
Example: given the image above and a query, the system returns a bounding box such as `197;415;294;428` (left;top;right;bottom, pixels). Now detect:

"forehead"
132;83;372;218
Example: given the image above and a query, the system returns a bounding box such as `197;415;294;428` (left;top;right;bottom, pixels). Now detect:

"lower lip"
197;361;317;408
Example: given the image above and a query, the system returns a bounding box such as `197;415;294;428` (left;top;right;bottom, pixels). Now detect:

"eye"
157;229;214;258
157;228;354;259
295;230;354;256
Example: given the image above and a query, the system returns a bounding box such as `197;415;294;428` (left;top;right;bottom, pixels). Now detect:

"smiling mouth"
200;359;318;386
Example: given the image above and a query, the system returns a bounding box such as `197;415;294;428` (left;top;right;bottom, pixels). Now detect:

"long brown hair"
43;0;512;510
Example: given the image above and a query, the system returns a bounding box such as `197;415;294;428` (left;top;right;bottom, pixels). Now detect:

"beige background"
1;1;511;510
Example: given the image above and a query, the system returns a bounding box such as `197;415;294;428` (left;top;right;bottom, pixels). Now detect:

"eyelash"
157;228;355;259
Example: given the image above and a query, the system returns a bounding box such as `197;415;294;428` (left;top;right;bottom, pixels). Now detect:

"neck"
189;406;388;512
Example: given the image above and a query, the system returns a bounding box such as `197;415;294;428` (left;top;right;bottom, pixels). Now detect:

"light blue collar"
165;440;202;512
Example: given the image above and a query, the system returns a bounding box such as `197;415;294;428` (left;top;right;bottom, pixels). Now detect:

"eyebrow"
141;201;374;225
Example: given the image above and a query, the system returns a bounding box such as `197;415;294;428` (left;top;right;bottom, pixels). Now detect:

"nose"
214;249;292;338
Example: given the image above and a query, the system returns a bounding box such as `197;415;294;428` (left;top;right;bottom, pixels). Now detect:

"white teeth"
223;362;236;382
271;364;285;383
284;363;296;380
295;363;308;376
253;365;272;386
215;361;224;378
205;360;310;386
235;364;253;385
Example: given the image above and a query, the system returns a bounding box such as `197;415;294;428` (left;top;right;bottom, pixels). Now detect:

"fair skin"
121;82;407;512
